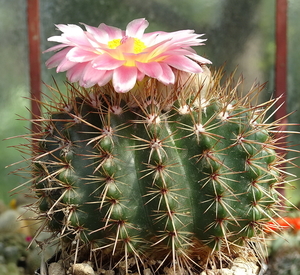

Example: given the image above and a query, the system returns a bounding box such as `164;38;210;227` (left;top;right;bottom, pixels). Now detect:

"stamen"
107;37;146;54
132;38;146;54
108;39;121;49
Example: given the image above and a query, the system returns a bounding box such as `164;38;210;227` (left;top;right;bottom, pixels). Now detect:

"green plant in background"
266;227;300;275
0;199;46;275
13;18;298;274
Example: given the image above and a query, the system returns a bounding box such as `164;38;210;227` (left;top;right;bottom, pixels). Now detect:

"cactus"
16;69;295;274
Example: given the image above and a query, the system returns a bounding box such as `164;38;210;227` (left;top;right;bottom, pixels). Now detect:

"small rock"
49;260;66;275
143;268;153;275
72;263;95;275
200;269;233;275
200;257;259;275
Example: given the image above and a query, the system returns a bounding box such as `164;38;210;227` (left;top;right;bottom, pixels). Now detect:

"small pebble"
72;263;95;275
49;260;66;275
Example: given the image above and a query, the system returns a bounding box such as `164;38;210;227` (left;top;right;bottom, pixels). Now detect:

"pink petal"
80;63;106;88
92;53;125;70
163;55;203;74
113;66;137;93
59;24;91;47
45;48;71;69
163;48;197;56
67;47;98;62
137;70;145;81
57;57;77;72
97;70;113;86
140;39;173;60
151;48;197;62
126;18;149;38
157;63;175;84
43;44;68;53
55;24;74;33
187;53;212;64
47;35;70;44
136;61;163;79
117;37;136;54
84;32;110;49
66;63;88;83
98;23;122;40
81;23;109;42
142;31;164;45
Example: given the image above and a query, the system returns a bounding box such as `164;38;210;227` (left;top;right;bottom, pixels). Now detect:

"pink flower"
44;18;212;93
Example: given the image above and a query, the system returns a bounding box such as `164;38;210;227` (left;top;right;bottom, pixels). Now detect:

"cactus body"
27;74;288;273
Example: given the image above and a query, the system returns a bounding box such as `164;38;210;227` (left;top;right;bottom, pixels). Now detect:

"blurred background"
0;0;299;206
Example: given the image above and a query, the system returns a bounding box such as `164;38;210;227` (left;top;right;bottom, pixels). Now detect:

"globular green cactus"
22;71;293;274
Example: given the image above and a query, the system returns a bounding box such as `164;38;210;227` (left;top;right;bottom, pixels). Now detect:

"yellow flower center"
132;38;147;54
107;39;121;49
108;37;146;54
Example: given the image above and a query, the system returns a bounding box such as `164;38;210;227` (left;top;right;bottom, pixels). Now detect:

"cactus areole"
23;69;294;274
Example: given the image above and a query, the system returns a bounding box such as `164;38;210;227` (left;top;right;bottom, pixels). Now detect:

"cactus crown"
13;69;296;274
